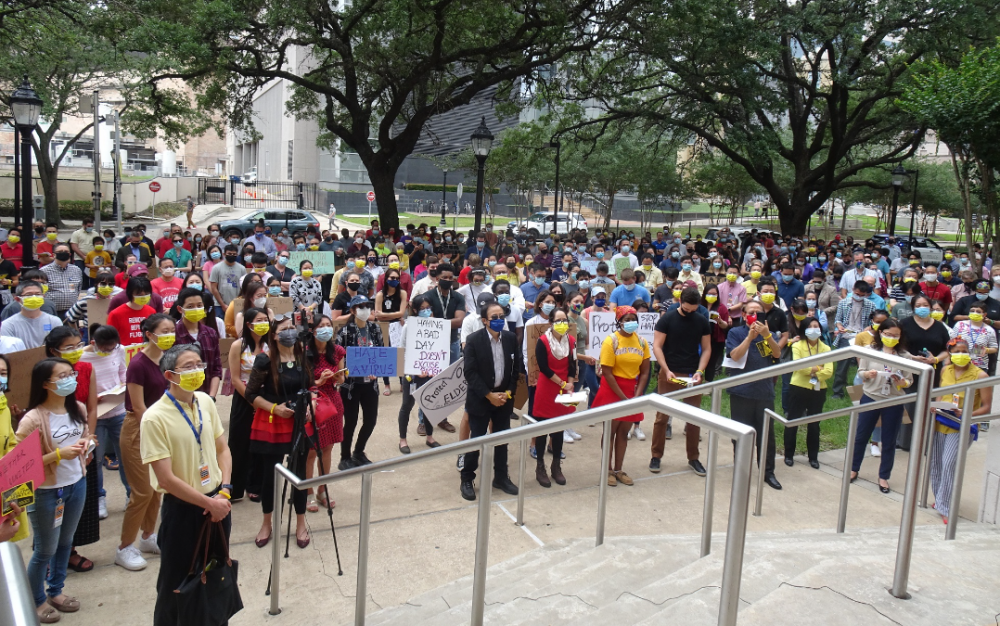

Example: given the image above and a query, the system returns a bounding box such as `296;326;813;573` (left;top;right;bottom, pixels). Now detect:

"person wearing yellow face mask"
376;254;412;297
744;265;763;299
949;302;998;370
83;235;113;284
108;276;158;345
0;280;63;349
531;305;577;487
717;266;747;323
0;354;29;543
226;308;271;503
172;289;222;398
1;227;24;271
140;343;233;613
291;260;324;323
929;338;992;525
35;224;60;265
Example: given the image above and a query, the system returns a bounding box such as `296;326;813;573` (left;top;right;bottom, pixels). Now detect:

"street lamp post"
549;139;561;229
470;116;493;234
10;75;42;271
888;165;907;236
440;169;448;226
906;168;920;241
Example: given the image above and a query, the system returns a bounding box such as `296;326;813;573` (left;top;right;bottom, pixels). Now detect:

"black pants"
461;401;512;483
535;416;564;462
227;392;257;499
784;385;826;462
706;341;726;382
154;492;232;626
256;450;307;516
398;376;432;439
340;382;379;459
729;394;777;475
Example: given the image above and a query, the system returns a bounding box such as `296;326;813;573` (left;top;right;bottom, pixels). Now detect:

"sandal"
37;606;60;624
67;551;93;573
316;488;334;509
47;595;81;613
307;499;319;513
383;387;392;396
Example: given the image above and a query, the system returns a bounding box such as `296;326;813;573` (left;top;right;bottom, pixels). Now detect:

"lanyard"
166;391;203;447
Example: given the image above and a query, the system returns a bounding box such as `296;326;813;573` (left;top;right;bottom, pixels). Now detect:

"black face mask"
225;255;238;263
34;226;44;234
346;282;360;292
55;251;71;262
277;329;299;347
438;279;454;291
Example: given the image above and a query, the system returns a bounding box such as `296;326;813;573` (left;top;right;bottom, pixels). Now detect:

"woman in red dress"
532;305;577;487
306;315;347;511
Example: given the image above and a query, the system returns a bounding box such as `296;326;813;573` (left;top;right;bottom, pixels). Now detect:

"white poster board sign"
417;358;468;425
587;312;617;358
637;312;659;346
388;321;403;348
403;317;449;376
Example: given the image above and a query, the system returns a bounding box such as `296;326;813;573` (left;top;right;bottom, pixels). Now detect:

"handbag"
175;519;243;626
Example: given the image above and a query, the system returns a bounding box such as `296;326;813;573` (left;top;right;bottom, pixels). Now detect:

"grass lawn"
647;363;860;455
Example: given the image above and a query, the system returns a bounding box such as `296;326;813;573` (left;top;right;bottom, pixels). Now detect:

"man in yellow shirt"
141;344;233;625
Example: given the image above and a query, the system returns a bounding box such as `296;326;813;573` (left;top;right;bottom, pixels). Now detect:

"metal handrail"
269;393;757;626
0;542;37;626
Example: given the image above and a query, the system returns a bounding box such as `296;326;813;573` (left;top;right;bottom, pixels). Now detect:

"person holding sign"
374;267;408;395
532;306;577;488
291;260;324;324
592;306;651;487
460;301;522;501
336;296;384;469
0;355;28;543
17;357;92;623
397;296;443;454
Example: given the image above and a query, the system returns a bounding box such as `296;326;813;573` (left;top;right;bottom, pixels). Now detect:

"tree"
118;0;637;231
686;150;762;226
560;0;995;236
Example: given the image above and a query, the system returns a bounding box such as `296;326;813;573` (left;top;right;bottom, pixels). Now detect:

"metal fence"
199;178;319;210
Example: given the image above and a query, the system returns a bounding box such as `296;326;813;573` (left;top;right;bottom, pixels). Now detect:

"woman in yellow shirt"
591;306;651;487
784;318;833;468
930;338;992;524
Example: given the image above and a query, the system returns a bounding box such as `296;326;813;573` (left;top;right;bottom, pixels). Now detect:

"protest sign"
0;429;45;495
587;312;617;358
3;481;34;515
387;321;403;348
417;358;467;424
87;297;111;327
579;259;599;276
613;257;631;280
702;273;722;287
526;322;578;386
4;347;45;411
233;296;293;315
403;317;449;376
637;312;659;346
287;251;337;275
346;347;398;377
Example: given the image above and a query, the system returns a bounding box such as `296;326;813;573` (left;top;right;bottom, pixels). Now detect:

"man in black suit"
460;301;523;501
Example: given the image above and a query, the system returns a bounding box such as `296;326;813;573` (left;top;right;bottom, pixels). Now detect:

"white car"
507;212;588;236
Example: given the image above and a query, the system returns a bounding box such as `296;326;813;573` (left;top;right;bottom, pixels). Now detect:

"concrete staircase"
355;524;1000;625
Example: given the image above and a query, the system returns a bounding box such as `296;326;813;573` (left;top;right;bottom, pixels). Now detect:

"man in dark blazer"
461;301;523;501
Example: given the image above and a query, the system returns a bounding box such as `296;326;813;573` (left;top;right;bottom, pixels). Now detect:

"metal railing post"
945;389;976;540
516;436;527;526
891;368;931;599
753;410;771;516
269;465;283;615
355;472;373;625
838;409;859;533
919;394;935;508
718;430;755;626
596;419;612;546
0;542;39;626
471;444;494;626
701;387;722;557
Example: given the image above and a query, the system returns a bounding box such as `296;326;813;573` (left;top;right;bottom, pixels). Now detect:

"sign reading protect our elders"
587;312;617;358
403;317;449;376
287;251;337;275
417;358;468;425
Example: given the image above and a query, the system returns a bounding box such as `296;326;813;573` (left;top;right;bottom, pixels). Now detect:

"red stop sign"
366;191;375;202
148;181;161;192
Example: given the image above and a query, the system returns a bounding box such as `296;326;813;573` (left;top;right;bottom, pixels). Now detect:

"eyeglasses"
173;363;207;373
59;343;86;353
48;371;78;383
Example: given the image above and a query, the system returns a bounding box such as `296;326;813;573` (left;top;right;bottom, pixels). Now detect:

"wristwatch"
221;483;233;492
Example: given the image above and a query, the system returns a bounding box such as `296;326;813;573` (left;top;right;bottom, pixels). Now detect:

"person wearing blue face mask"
777;263;805;309
466;233;494;261
610;241;638;273
266;252;295;294
520;262;551;321
677;255;703;289
658;246;683;273
831;280;878;399
785;317;833;469
610;269;650;308
397;296;442;454
241;220;277;260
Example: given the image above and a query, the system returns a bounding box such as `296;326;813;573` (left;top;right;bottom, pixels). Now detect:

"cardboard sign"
3;481;34;515
0;430;45;494
637;312;659;346
513;373;528;409
587;312;617;358
579;260;599;276
4;347;46;412
702;273;723;287
525;322;578;386
87;297;111;327
403;317;449;376
346;347;398;377
287;251;337;275
233;296;294;315
416;358;467;424
613;257;631;280
387;321;403;348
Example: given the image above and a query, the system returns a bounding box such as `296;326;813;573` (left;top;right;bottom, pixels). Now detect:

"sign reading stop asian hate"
404;317;449;376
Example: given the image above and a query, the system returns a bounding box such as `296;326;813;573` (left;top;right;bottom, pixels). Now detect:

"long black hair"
306;315;339;369
44;325;83;358
28;358;86;425
871;316;906;351
240;307;269;353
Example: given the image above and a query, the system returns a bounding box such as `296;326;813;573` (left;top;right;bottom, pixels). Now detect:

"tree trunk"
840;198;848;233
366;166;401;232
602;191;616;231
33;134;63;226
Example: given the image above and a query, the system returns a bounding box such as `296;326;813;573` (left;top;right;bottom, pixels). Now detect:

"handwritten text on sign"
417;358;468;424
0;429;45;494
637;312;659;346
404;317;449;376
587;312;617;358
346;347;398;377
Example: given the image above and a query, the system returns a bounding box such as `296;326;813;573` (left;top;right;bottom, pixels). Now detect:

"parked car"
506;212;588;235
218;209;320;240
705;225;756;242
871;233;944;264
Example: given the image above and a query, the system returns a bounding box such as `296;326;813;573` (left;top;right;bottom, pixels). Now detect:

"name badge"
200;463;211;487
54;500;64;529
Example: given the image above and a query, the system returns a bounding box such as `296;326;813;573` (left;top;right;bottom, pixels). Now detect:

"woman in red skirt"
532;305;577;487
306;315;347;511
591;306;651;486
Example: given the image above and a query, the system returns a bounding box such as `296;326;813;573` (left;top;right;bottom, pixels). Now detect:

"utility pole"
92;89;102;231
113;110;123;234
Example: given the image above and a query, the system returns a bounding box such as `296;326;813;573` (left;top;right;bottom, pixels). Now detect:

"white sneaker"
567;428;582;441
627;426;633;440
124;496;130;512
98;495;108;520
634;425;646;441
563;431;575;443
115;545;148;571
871;443;882;458
137;533;161;555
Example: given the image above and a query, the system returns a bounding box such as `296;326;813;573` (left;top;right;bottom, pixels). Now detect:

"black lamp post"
549;139;561;228
440;168;448;226
888;165;907;236
470;116;493;233
10;75;42;271
906;168;920;241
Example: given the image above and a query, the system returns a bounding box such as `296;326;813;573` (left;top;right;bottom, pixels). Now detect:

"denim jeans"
578;362;600;408
96;412;130;498
27;477;88;606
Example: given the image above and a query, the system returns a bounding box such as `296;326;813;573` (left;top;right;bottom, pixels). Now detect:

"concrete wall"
0;175;201;213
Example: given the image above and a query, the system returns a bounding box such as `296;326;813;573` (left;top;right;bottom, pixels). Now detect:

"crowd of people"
0;215;995;623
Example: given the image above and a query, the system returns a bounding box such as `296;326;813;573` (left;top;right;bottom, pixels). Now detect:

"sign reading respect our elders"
587;312;617;358
417;358;468;425
403;317;450;376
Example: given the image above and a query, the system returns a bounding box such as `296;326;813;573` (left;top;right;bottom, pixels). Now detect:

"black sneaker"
338;458;355;471
688;459;707;476
492;475;518;495
352;452;373;466
460;480;476;501
649;457;661;473
456;454;465;472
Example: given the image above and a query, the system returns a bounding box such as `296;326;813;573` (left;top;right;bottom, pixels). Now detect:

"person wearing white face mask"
151;257;182;308
610;241;638;271
335;296;384;469
266;252;295;294
784;317;833;469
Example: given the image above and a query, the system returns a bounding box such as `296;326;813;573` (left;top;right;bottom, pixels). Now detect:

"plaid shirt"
41;261;83;312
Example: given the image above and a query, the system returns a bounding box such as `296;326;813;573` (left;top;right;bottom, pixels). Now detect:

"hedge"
0;199;116;220
404;183;500;193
